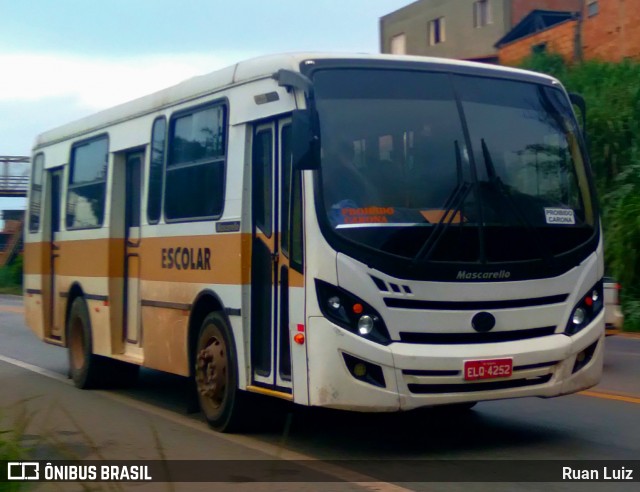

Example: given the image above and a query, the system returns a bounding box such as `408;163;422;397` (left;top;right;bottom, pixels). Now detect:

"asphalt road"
1;294;639;491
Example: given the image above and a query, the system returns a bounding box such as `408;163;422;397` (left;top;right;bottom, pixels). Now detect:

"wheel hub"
196;336;227;407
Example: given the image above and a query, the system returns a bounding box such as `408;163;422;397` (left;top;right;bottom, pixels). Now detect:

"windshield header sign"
545;208;575;225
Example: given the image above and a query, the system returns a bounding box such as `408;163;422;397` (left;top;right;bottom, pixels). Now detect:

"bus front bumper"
305;314;604;412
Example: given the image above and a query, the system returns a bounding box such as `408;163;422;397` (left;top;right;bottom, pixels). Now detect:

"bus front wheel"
195;312;247;432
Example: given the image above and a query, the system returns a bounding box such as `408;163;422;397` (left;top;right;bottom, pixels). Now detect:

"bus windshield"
313;68;596;266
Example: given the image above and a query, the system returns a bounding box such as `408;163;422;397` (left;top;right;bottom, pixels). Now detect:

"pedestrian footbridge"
0;156;29;198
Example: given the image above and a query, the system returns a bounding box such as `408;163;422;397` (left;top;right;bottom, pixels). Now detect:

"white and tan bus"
24;53;604;431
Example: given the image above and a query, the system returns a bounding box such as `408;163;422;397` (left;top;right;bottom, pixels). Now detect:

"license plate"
464;358;513;381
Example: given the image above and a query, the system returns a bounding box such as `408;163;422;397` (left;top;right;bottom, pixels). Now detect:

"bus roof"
34;52;557;149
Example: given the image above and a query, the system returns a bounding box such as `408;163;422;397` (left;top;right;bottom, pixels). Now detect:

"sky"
0;0;413;212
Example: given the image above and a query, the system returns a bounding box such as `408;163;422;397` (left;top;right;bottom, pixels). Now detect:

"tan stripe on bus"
24;234;253;285
23;242;50;275
289;268;304;288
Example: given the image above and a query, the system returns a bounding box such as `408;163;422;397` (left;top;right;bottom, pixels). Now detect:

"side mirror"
569;92;587;133
292;109;320;171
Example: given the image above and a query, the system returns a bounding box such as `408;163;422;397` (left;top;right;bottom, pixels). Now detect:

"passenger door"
250;118;294;393
123;151;143;351
48;168;63;339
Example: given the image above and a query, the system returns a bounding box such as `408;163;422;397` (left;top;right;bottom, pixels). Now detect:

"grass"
0;285;22;295
0;399;174;492
0;404;33;492
0;256;23;296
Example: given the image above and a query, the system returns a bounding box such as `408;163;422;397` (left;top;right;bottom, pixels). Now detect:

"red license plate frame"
464;358;513;381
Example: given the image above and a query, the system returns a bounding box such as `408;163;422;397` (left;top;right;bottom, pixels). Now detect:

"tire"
194;312;247;432
67;296;140;389
67;297;104;389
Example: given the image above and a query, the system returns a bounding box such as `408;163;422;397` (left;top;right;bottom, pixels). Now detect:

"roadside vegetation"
521;53;640;331
0;255;23;295
0;408;29;492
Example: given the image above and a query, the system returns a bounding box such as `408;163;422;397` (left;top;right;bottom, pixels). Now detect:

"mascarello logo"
7;462;40;480
456;270;511;280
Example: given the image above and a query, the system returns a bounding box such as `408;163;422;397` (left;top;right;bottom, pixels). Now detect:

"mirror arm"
273;69;314;98
569;92;587;131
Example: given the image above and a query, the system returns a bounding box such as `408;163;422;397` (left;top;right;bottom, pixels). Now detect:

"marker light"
293;333;305;345
352;303;363;314
584;296;593;307
357;315;375;335
328;296;341;310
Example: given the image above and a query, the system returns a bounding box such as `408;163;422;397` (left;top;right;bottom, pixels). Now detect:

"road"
1;294;639;491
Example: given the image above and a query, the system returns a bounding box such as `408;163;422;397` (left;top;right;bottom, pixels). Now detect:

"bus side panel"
141;299;190;377
137;232;248;376
23;241;48;340
288;273;309;405
53;237;115;354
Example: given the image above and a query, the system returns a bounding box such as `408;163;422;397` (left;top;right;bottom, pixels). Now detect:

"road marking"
0;306;25;314
0;353;412;492
580;390;640;405
0;354;68;382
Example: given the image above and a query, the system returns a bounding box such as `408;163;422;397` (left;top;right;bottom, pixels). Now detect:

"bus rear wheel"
67;296;139;388
195;312;247;432
67;297;104;389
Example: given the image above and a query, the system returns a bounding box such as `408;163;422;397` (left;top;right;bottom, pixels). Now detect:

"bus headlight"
572;307;586;326
315;279;391;345
357;315;375;335
565;280;604;335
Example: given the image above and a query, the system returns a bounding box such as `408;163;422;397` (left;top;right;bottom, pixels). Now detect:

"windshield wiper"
412;141;471;264
480;138;553;264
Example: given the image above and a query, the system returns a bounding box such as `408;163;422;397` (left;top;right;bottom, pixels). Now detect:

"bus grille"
407;374;552;394
399;326;557;344
384;294;568;310
401;360;558;377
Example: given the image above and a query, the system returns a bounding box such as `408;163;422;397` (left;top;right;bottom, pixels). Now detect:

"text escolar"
161;247;211;271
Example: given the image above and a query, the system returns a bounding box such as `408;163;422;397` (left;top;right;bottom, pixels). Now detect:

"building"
497;1;640;64
380;0;579;62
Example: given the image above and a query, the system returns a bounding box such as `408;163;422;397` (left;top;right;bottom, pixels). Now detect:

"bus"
24;53;604;432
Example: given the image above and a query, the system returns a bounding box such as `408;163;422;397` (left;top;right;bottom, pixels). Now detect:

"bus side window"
165;103;227;221
147;117;166;224
66;136;109;229
28;153;45;232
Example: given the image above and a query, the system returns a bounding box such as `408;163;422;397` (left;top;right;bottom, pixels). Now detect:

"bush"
9;255;23;287
0;255;23;295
